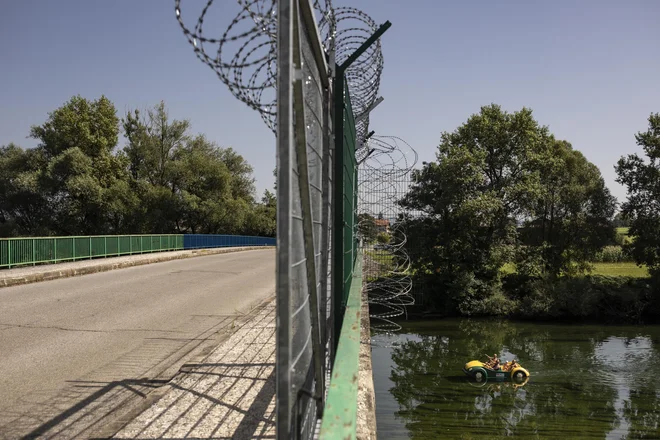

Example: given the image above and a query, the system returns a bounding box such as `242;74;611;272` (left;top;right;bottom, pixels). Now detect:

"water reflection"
373;319;660;439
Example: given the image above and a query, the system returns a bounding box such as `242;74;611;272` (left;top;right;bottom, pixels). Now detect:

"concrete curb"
357;287;378;439
0;246;275;289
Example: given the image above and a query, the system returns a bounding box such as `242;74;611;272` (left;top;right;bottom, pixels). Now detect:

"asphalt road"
0;249;275;439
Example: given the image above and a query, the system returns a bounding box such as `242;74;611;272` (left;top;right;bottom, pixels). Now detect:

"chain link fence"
276;1;334;437
174;0;388;437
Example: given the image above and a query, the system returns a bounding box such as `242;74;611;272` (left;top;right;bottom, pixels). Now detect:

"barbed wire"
358;136;418;333
174;1;383;142
319;7;384;147
174;0;413;332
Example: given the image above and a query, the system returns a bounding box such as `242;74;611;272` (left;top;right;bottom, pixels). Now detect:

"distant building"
374;218;390;234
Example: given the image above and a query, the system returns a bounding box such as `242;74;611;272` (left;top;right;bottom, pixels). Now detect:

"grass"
499;261;649;278
616;227;633;244
591;262;649;278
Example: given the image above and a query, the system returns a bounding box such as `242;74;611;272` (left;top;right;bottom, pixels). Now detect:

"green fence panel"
74;237;90;259
57;237;74;261
0;234;186;269
12;239;33;266
118;236;130;254
106;236;119;256
35;238;55;264
131;236;141;254
334;74;359;333
91;237;106;257
0;240;7;267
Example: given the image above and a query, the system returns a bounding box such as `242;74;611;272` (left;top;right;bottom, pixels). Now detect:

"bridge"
0;249;277;438
0;244;377;439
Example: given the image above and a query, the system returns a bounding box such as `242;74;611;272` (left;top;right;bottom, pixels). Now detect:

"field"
500;261;649;278
616;227;633;244
591;262;649;277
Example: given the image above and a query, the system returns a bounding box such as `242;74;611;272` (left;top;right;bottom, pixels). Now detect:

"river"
371;319;660;439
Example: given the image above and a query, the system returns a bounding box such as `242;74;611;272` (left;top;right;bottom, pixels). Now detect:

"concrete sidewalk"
0;246;274;288
113;299;276;439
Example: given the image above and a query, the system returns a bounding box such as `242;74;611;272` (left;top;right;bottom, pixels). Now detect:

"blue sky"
1;0;658;203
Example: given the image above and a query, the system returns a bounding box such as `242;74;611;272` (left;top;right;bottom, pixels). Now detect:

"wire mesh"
174;0;389;438
357;136;419;333
275;1;332;438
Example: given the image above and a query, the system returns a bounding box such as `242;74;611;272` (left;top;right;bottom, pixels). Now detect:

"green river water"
371;319;660;439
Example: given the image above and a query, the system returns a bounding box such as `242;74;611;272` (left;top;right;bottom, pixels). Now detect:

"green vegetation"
357;213;378;243
0;96;276;238
591;263;649;278
394;106;659;322
616;112;660;275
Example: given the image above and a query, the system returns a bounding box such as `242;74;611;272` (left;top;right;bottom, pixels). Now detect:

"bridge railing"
184;234;275;249
0;234;275;269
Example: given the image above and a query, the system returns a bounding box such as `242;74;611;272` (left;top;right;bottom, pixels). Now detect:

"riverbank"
393;272;660;324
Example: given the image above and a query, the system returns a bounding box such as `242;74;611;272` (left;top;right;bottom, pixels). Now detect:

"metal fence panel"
0;233;268;269
276;0;333;438
183;234;276;249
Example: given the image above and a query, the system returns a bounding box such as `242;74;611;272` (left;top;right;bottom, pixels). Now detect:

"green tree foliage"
20;95;134;235
0;144;49;236
357;213;378;243
399;104;617;314
613;211;631;228
523;139;617;276
616;113;660;276
0;97;275;238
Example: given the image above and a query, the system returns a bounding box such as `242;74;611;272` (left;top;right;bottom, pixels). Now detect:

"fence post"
8;240;11;269
104;236;107;258
73;238;76;261
140;236;143;253
89;236;92;259
332;70;345;353
54;238;58;264
33;239;36;266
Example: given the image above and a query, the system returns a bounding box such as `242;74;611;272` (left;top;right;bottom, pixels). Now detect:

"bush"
592;245;632;263
507;273;656;323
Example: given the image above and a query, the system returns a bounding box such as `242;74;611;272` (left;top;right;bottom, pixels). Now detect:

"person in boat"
485;354;500;370
491;354;500;370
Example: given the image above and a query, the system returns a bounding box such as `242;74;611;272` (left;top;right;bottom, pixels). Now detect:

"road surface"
0;249;275;439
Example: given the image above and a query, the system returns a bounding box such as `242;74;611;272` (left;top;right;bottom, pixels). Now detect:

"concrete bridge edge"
357;286;378;439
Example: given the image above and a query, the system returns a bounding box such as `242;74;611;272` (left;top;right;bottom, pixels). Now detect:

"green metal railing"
324;19;391;438
333;72;359;345
0;235;184;269
319;253;362;439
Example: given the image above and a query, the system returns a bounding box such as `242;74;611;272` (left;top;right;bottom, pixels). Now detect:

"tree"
122;101;260;235
27;95;134;235
523;139;616;276
399;105;548;313
357;213;378;243
0;97;268;238
0;144;49;236
244;190;276;237
399;104;617;313
616;113;660;275
376;232;390;244
613;212;631;228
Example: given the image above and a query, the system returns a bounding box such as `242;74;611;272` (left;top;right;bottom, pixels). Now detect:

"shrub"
504;273;656;323
593;245;632;263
